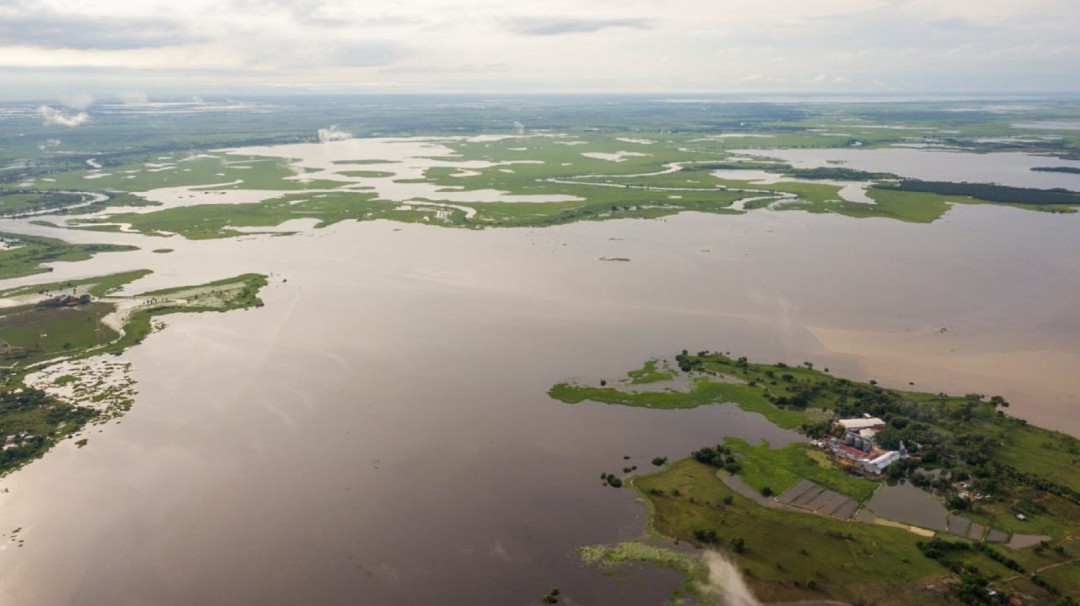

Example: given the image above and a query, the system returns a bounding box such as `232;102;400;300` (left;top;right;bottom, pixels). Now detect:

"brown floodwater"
0;202;1078;605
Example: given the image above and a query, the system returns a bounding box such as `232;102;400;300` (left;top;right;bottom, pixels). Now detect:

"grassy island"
0;231;137;280
554;351;1080;605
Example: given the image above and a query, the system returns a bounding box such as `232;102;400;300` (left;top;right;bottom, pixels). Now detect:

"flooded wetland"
1;98;1079;605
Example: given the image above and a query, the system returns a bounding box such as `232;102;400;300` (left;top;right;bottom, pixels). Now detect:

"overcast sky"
2;0;1079;100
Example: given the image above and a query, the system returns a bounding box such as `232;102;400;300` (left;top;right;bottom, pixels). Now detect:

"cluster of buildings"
825;415;907;475
2;431;33;451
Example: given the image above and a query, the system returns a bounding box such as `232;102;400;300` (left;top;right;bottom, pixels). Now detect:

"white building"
864;451;902;475
838;417;886;432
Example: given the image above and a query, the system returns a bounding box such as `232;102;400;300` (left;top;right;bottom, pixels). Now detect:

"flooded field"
1;121;1080;604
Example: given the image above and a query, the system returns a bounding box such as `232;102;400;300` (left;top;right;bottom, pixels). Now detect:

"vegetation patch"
0;301;119;366
0;231;136;280
579;541;713;604
723;438;878;503
634;459;948;605
878;179;1080;206
626;359;678;385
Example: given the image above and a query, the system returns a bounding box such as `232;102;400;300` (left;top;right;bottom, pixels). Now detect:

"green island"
0;270;268;475
551;352;1080;606
0;231;138;280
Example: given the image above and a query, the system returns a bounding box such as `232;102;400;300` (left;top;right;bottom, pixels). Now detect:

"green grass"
965;490;1080;539
578;541;711;604
0;302;119;366
994;423;1080;493
71;190;383;239
0;270;270;476
17;128;1077;238
0;272;266;366
0;387;97;475
0;191;88;215
1038;560;1080;600
724;438;879;502
548;376;813;430
9;154;348;195
0;270;153;299
626;359;678;384
0;232;137;280
99;273;267;354
633;459;951;605
74;186;746;239
845;189;952;223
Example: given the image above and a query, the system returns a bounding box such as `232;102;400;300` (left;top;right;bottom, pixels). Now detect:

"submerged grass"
626;359;678;384
548;376;813;430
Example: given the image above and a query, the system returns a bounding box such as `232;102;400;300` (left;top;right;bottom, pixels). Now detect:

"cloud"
0;0;1077;94
317;125;352;142
508;17;652;36
0;8;198;50
39;105;90;127
326;41;408;68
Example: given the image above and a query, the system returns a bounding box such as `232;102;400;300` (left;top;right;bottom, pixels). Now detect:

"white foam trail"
699;551;762;606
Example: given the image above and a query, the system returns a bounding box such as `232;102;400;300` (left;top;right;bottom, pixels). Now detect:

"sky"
2;0;1080;100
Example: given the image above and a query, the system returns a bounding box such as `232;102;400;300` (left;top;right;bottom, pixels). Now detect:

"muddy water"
0;203;1078;605
865;481;949;531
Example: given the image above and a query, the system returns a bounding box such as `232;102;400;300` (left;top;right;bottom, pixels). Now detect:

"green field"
0;302;119;366
723;438;879;503
634;459;948;605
